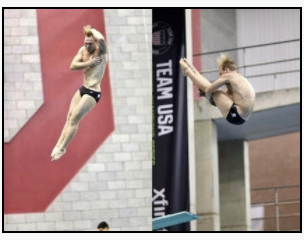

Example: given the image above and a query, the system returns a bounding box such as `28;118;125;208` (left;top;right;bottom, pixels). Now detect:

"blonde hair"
217;53;236;71
83;25;93;37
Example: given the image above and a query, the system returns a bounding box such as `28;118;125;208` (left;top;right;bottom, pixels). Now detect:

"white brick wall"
4;9;152;232
4;9;43;142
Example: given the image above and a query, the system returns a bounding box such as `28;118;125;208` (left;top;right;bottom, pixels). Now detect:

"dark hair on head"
98;221;109;229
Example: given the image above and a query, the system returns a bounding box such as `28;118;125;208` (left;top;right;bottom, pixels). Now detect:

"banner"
152;9;189;231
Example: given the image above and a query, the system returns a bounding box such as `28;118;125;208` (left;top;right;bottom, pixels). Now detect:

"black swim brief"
226;104;245;125
79;86;101;103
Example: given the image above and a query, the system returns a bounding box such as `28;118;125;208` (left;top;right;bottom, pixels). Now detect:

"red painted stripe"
4;9;114;213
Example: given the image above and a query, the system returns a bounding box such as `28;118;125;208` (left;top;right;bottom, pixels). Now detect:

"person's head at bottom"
98;221;109;231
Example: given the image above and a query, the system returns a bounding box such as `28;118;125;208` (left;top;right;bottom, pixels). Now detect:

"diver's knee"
67;111;73;121
69;115;80;126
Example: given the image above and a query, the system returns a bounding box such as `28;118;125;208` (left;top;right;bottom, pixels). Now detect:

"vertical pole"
243;48;246;77
275;188;280;231
185;8;196;232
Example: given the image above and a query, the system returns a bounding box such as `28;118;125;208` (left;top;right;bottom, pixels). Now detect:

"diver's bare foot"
179;58;198;76
51;148;66;161
50;146;59;158
179;58;191;76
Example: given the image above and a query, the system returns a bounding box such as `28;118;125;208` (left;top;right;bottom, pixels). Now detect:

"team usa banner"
152;9;190;231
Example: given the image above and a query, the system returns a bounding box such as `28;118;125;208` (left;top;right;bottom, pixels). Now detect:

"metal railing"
251;185;300;231
194;39;300;56
194;39;300;80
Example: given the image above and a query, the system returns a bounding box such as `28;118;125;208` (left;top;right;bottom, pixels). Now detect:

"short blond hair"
83;25;93;37
217;53;236;71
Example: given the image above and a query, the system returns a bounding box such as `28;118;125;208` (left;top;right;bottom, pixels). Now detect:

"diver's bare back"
227;72;255;119
81;47;107;92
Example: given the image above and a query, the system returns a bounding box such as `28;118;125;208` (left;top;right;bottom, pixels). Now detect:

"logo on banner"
153;22;174;55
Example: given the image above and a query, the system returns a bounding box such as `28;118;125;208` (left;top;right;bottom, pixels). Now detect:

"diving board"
152;211;200;230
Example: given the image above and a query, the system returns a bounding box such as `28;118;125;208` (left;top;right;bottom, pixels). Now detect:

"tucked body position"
180;53;255;125
51;25;108;161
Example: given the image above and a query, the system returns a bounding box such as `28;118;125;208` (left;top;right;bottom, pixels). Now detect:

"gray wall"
200;9;238;81
199;9;300;93
4;9;43;142
236;9;300;92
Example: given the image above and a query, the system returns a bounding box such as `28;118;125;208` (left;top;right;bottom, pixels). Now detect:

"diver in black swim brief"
51;25;108;161
79;86;101;103
226;104;245;125
180;53;255;126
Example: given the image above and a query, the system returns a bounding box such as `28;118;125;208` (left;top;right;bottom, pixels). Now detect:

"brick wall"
249;132;300;231
4;9;43;143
